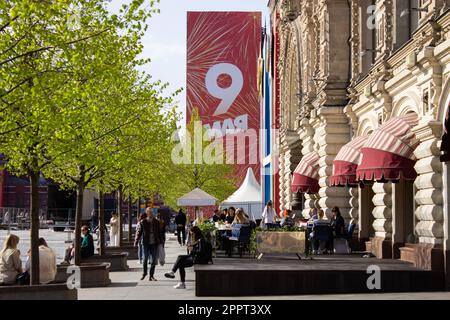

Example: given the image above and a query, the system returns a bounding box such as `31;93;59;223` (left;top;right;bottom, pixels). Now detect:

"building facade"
269;0;450;283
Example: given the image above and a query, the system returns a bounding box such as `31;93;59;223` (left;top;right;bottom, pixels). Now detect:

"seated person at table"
211;209;221;223
220;209;227;222
310;210;331;253
280;210;295;228
330;206;345;238
231;208;249;226
225;207;236;224
308;208;318;222
164;226;211;289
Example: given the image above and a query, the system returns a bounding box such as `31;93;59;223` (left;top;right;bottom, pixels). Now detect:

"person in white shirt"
261;201;277;228
25;238;57;284
109;213;119;246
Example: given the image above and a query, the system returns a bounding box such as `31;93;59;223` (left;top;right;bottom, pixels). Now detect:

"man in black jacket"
135;208;161;281
175;209;187;246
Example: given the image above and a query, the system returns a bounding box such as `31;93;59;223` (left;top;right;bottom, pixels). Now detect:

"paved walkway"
2;230;450;299
77;234;450;300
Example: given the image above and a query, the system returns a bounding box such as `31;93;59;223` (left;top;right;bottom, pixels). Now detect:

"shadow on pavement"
108;282;139;288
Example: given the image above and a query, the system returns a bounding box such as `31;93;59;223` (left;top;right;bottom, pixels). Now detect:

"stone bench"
0;283;77;300
102;245;138;260
55;262;111;288
83;253;129;271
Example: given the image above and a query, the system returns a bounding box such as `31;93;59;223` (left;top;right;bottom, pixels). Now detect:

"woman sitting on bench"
164;226;211;289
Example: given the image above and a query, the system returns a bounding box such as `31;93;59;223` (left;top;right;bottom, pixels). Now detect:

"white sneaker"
173;282;186;289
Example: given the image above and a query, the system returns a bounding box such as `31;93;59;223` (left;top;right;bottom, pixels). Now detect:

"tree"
0;0;173;271
160;108;237;209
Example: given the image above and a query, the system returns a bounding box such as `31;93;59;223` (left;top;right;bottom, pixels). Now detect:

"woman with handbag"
0;234;23;285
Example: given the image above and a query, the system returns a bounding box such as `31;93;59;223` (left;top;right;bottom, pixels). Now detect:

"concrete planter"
256;231;306;254
55;262;111;288
0;283;77;300
83;253;129;271
103;245;138;260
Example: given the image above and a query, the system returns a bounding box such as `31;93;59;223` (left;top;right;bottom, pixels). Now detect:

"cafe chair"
313;224;331;254
229;225;252;257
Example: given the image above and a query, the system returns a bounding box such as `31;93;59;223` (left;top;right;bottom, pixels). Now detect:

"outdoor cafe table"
216;225;232;250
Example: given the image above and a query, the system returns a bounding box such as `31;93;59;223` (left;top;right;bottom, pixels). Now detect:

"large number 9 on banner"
205;63;244;116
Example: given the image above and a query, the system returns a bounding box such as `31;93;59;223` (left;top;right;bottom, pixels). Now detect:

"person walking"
164;226;211;289
175;209;187;246
109;213;119;246
136;213;146;264
91;209;98;231
156;212;166;266
134;208;161;281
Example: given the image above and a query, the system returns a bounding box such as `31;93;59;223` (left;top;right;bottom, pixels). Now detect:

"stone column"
298;118;319;218
278;152;286;213
442;162;450;289
413;121;444;270
313;107;352;221
278;130;302;212
349;187;359;221
371;182;393;258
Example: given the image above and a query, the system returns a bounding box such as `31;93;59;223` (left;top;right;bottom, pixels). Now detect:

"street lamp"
400;7;429;18
360;49;381;57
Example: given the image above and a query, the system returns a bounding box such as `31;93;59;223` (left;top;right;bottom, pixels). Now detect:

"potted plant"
254;226;306;257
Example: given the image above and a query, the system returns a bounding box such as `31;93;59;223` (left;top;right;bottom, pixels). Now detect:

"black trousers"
143;244;158;277
172;255;193;282
177;226;186;245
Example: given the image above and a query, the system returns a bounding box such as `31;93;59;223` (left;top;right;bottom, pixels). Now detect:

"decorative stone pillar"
298;118;319;218
313;107;352;221
413;120;444;270
371;182;393;258
279;129;302;212
349;187;359;220
278;152;286;213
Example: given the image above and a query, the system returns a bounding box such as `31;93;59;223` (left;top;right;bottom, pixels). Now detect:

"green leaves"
1;0;178;200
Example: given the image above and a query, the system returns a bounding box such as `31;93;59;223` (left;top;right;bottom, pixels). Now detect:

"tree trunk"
98;191;105;256
117;186;123;246
74;183;85;266
127;194;132;243
29;171;40;285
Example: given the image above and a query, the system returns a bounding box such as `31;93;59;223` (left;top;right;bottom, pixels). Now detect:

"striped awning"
441;102;450;162
291;151;320;194
330;136;368;187
356;113;419;182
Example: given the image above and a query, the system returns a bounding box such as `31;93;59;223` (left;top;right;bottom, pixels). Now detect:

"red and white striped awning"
330;135;368;187
441;102;450;162
291;151;320;194
356;113;419;182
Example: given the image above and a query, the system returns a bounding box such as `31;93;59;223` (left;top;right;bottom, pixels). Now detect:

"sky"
108;0;269;126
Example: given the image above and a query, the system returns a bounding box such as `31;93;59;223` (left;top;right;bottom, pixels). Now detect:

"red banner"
187;11;262;186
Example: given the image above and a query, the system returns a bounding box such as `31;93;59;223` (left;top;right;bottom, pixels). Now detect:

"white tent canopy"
177;188;218;207
221;168;263;220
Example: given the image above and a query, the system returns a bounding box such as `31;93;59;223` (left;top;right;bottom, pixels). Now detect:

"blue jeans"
143;244;158;277
138;239;144;262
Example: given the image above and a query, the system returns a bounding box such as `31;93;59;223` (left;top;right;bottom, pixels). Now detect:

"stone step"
400;246;416;264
